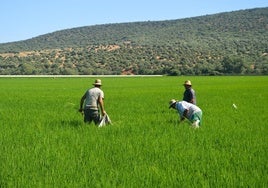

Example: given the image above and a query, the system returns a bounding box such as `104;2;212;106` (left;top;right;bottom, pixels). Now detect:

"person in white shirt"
79;79;106;125
169;99;202;128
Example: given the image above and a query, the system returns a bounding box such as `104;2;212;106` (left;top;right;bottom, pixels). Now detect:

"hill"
0;7;267;75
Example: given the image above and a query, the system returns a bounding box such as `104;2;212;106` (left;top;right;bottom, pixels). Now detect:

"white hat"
93;79;102;86
183;80;192;86
169;99;177;108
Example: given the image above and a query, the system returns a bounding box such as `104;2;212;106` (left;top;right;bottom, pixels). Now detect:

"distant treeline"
0;7;267;75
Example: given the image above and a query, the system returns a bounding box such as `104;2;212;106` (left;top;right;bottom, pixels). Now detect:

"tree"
21;63;35;75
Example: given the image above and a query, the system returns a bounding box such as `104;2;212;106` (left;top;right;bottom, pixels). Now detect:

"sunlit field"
0;76;267;187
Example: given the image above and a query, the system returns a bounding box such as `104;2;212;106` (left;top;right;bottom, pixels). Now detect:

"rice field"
0;76;267;187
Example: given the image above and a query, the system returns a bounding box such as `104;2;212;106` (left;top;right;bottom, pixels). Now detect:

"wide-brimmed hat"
169;99;177;108
93;79;102;86
183;80;192;86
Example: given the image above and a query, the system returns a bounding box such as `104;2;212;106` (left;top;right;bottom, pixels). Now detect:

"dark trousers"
84;109;101;125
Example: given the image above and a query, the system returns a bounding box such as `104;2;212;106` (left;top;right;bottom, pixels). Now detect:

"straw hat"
183;80;192;86
169;99;177;108
93;79;102;86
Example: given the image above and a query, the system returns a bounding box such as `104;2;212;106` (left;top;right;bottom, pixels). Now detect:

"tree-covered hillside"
0;7;267;75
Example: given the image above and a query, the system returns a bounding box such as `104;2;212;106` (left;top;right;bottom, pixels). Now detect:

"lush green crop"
0;76;267;187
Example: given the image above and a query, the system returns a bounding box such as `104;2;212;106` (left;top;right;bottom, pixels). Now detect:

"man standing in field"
169;99;202;128
79;79;106;125
182;80;196;105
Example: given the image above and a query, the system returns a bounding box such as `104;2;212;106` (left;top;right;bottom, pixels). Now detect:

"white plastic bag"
98;114;112;127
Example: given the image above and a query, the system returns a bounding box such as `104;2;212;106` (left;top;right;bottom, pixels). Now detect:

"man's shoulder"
180;101;193;107
189;88;195;94
90;87;102;91
186;88;193;92
90;87;104;96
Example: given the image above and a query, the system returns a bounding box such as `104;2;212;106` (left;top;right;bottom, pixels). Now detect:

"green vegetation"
0;7;267;75
0;76;267;187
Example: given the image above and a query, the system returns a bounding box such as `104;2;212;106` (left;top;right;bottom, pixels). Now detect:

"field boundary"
0;75;163;78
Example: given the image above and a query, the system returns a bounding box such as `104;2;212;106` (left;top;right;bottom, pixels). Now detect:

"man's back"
177;101;201;118
183;88;196;105
84;87;104;110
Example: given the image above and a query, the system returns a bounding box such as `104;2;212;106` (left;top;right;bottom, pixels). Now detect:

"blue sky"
1;0;267;43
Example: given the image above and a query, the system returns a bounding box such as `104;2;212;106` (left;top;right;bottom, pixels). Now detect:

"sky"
1;0;267;43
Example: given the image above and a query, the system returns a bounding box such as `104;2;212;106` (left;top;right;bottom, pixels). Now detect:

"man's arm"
98;96;106;116
180;109;188;121
190;89;196;104
190;98;195;104
79;94;86;112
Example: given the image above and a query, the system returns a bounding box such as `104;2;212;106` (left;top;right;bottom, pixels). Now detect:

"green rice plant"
0;76;267;187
